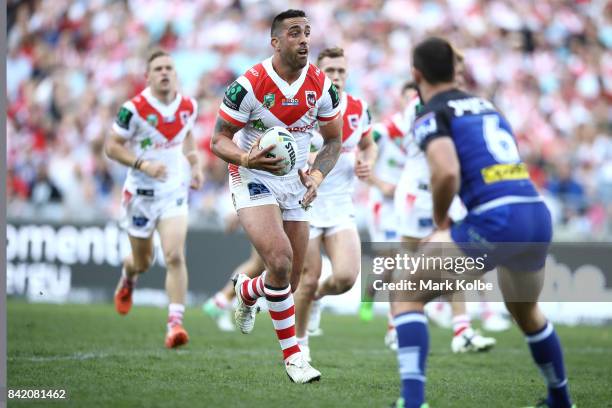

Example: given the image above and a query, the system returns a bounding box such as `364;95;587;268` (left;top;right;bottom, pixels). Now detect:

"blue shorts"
451;201;552;272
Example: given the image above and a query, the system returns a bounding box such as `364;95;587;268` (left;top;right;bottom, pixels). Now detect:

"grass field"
7;300;612;407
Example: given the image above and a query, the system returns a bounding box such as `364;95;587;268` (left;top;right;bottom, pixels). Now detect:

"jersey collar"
141;87;182;117
262;57;309;99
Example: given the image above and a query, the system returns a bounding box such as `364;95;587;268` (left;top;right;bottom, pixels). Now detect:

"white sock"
297;335;309;347
213;292;230;310
168;303;185;329
452;314;471;336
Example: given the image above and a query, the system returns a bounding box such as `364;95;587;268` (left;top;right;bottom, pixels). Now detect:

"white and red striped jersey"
218;57;341;179
372;113;407;186
112;87;197;195
399;96;430;189
311;92;372;196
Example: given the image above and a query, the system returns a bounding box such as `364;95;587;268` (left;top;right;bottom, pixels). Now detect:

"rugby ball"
258;126;297;176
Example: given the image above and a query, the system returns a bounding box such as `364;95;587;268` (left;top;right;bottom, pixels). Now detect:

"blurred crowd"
6;0;612;239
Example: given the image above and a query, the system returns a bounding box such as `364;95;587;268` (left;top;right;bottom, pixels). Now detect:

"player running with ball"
293;47;377;362
105;50;203;348
210;9;342;383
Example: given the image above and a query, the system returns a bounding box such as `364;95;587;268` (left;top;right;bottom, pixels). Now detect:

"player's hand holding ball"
141;160;168;181
242;127;298;176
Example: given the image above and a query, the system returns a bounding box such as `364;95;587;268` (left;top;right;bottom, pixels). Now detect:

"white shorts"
309;193;356;239
394;182;466;239
367;205;399;242
229;166;308;222
121;187;188;238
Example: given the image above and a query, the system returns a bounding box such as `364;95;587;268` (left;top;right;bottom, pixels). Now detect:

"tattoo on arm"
214;116;242;137
312;137;341;177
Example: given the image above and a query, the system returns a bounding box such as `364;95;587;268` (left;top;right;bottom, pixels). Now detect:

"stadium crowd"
6;0;612;240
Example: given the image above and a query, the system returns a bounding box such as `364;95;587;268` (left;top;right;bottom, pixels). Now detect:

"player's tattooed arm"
210;115;282;172
312;115;342;179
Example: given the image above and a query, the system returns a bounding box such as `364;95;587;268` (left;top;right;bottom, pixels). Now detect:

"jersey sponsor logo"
447;97;495;117
328;84;340;109
263;93;275;109
481;163;529;184
163;115;175;124
348;114;359;130
247;182;271;199
282;98;299;106
146;114;158;127
286;122;316;133
248;67;259;77
116;107;133;130
132;216;149;227
305;91;317;108
418;218;433;228
223;81;248;111
413;112;437;145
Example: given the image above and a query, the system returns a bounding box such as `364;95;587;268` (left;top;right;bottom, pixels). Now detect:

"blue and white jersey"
414;89;539;211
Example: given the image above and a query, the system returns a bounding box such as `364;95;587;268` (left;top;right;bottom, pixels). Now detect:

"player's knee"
266;250;292;280
334;273;357;293
299;273;319;297
132;253;154;274
164;250;185;269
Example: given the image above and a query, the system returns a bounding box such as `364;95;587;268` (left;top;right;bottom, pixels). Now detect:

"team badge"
348;114;359;130
305;91;317;108
263;93;275;109
179;110;190;125
146;114;158;127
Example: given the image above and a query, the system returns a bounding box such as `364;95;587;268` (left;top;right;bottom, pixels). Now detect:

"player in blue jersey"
389;37;575;408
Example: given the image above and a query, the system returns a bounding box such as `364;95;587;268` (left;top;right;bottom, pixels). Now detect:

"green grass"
7;300;612;407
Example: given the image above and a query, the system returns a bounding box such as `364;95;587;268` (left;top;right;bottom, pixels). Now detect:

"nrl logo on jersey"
263;93;275;109
305;91;317;108
146;114;158;127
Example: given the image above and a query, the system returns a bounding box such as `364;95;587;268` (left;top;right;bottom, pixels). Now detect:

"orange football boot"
114;277;134;315
165;324;189;349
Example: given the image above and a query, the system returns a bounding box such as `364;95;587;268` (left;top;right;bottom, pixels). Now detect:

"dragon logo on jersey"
251;119;268;131
348;114;359;130
140;137;153;150
223;81;247;111
146;114;158;127
263;93;275;109
305;91;317;108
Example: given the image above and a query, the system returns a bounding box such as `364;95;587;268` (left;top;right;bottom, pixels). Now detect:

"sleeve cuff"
317;111;340;122
219;109;246;127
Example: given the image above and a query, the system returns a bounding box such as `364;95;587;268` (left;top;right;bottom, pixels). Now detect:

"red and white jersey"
112;87;197;195
311;92;372;196
399;96;430;189
218;57;341;179
372;113;407;185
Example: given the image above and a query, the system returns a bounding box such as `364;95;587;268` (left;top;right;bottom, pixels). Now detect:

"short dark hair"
401;81;418;94
147;49;170;71
317;47;344;65
271;9;307;37
412;37;455;85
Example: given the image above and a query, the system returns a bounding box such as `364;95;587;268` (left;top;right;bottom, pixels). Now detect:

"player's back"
414;89;539;212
